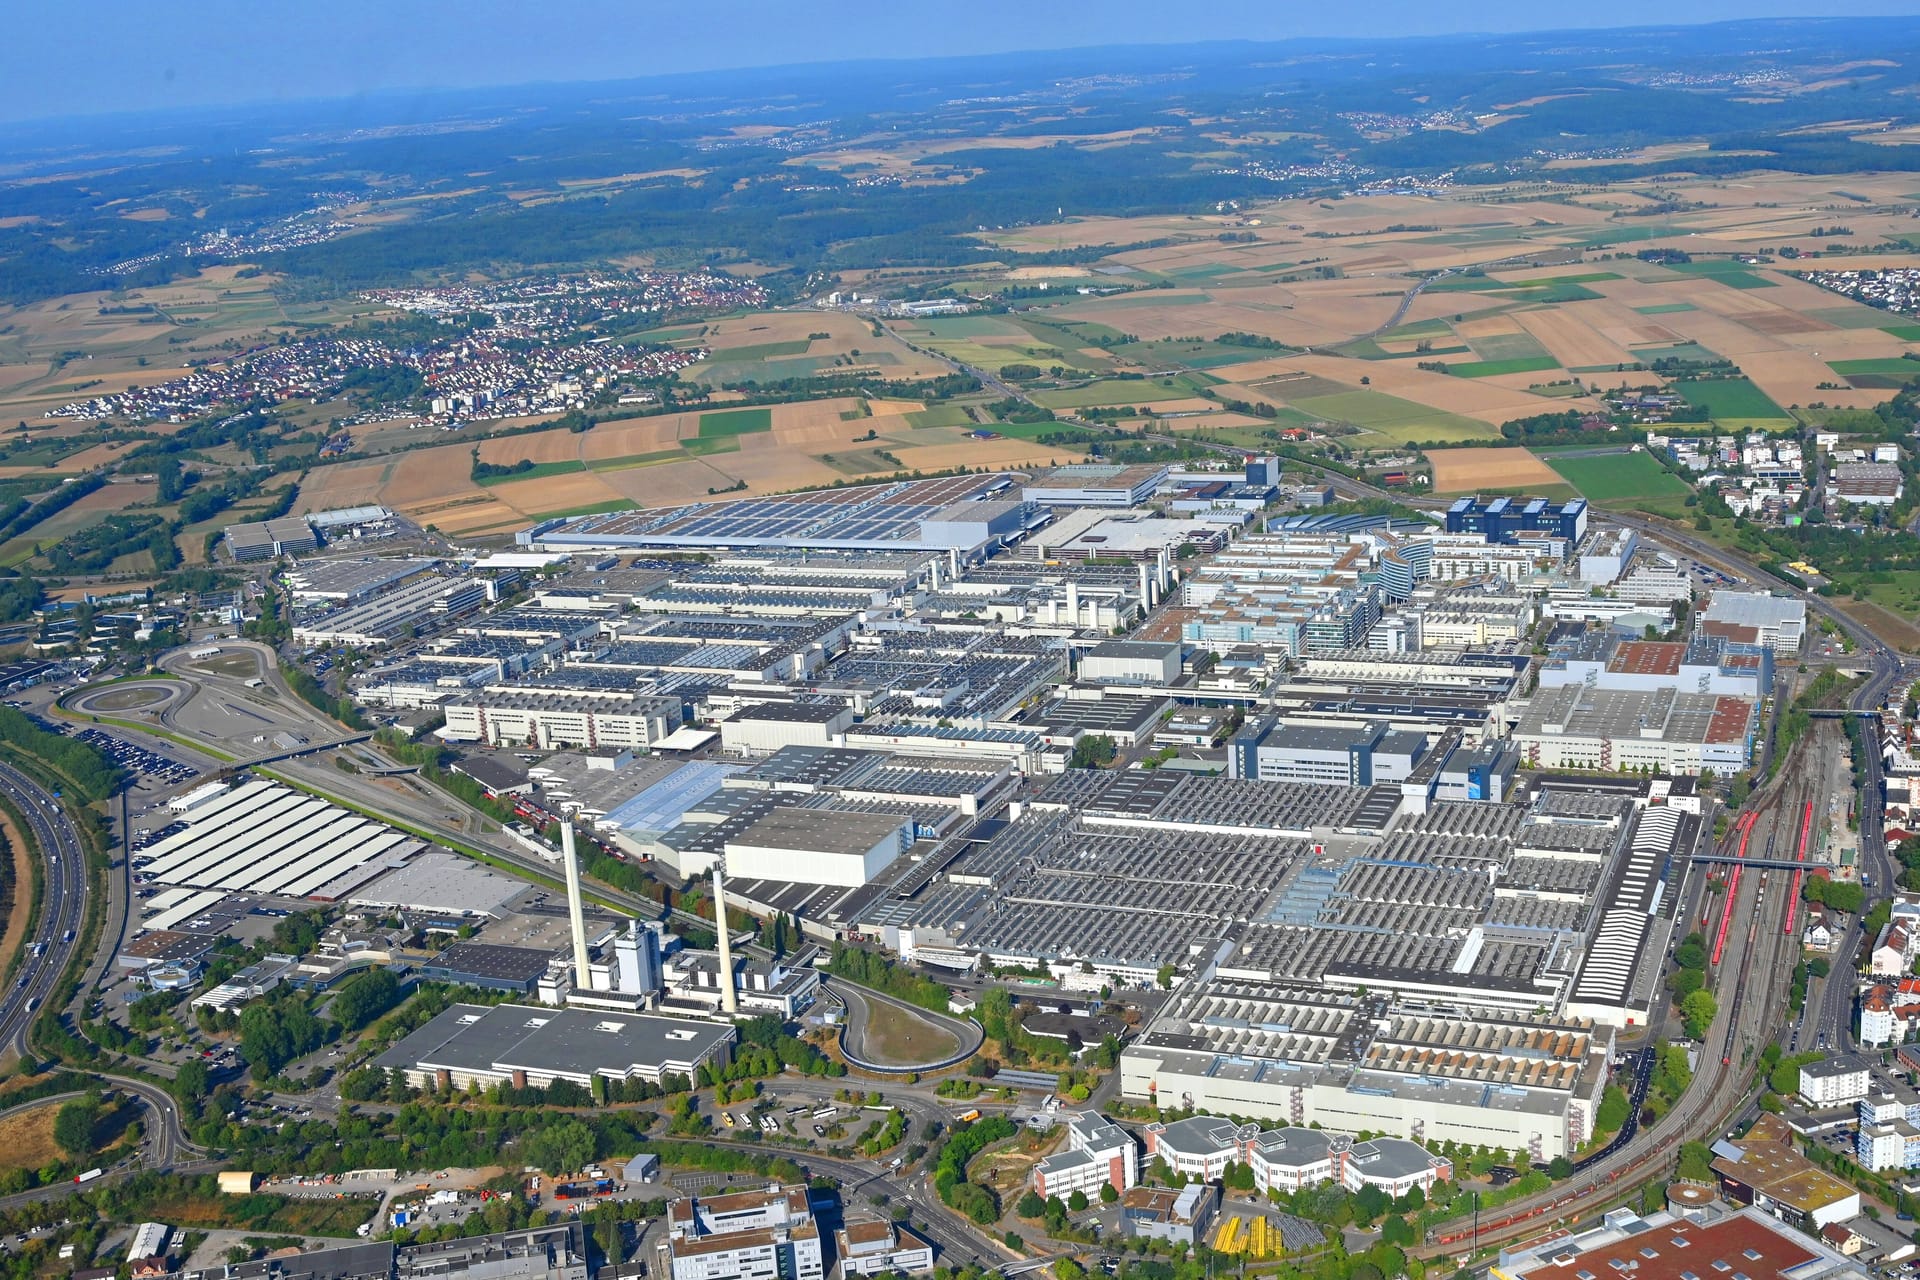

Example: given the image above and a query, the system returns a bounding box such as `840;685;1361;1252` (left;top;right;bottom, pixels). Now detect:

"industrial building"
284;557;441;603
1699;591;1808;652
1227;717;1429;786
1443;495;1588;548
664;1186;824;1280
719;702;854;756
226;516;319;562
133;779;421;899
1537;631;1771;700
414;942;555;994
441;691;682;751
724;808;910;889
375;1002;735;1090
1513;684;1755;774
1022;463;1170;507
520;474;1035;555
1079;639;1182;686
293;575;487;647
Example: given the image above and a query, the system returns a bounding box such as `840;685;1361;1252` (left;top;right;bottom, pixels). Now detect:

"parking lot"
75;727;198;787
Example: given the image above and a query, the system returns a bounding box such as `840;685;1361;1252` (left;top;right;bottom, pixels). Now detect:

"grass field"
1448;356;1561;378
528;498;636;520
0;1105;60;1173
1029;375;1215;409
852;995;963;1067
708;339;810;361
697;407;774;437
1668;260;1778;289
1546;451;1695;505
1290;390;1499;443
905;404;976;428
476;459;586;486
1671;377;1791;422
1829;358;1920;377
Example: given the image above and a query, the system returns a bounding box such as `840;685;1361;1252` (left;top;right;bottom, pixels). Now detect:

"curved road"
825;978;985;1073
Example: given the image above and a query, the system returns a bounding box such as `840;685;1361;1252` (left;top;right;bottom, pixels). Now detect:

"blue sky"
6;0;1918;123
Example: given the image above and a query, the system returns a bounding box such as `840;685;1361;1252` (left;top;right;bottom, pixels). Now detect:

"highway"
0;756;205;1197
0;758;87;1060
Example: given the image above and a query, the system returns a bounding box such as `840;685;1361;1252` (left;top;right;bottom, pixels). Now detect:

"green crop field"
1290;390;1498;443
1828;358;1920;377
905;404;976;429
476;459;586;487
707;339;811;361
698;407;774;437
1505;272;1622;287
1671;377;1790;422
1447;356;1561;378
1546;451;1693;505
1465;331;1551;363
1880;323;1920;342
1667;260;1777;289
1029;374;1216;409
1634;302;1697;315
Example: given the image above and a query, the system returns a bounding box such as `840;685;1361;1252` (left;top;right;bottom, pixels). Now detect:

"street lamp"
1471;1189;1481;1254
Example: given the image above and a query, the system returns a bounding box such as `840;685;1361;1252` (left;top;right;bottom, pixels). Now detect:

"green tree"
1068;1188;1089;1212
53;1096;98;1157
1016;1190;1046;1219
1069;735;1118;769
1680;989;1718;1039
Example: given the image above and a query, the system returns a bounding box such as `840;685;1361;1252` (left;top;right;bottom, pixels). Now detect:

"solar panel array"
134;780;419;898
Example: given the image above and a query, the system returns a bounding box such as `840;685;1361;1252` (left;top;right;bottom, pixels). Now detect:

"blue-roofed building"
1444;495;1587;548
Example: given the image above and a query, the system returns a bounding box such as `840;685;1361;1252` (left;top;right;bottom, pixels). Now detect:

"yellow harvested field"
581;415;692;461
1428;448;1561;494
484;470;624;514
0;1104;61;1173
1513;308;1637;370
477;430;588;466
380;449;479;507
297;459;388;513
866;399;923;417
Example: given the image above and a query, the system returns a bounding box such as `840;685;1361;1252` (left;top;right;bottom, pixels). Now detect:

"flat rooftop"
728;806;906;855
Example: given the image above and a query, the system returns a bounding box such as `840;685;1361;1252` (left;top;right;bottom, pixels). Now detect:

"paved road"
0;759;88;1060
826;978;984;1072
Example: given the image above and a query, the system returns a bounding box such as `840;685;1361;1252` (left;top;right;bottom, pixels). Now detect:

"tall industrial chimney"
712;863;739;1015
560;822;592;987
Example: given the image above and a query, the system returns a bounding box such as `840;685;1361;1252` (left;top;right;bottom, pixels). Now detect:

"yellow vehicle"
722;1112;735;1127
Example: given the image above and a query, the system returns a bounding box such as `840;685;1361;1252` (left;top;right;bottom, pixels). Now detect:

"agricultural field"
1670;377;1792;424
1545;450;1695;511
1285;389;1499;444
1427;447;1563;495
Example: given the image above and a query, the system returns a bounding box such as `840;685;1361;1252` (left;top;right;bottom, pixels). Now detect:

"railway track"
1420;768;1810;1258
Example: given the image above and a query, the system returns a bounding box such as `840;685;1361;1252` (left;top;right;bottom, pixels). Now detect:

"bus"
956;1109;982;1123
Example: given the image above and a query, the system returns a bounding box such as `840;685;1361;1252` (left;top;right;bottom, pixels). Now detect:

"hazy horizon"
8;1;1920;126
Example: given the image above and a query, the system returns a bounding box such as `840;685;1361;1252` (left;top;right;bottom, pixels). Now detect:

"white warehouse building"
442;691;681;751
724;808;911;888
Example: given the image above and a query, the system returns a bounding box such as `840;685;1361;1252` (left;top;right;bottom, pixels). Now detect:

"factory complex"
122;463;1827;1191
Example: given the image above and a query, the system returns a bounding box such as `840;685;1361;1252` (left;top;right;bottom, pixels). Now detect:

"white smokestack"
560;823;592;987
712;863;739;1016
1138;563;1151;610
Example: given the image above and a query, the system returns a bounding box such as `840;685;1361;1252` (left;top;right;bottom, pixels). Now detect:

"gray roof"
376;1003;734;1081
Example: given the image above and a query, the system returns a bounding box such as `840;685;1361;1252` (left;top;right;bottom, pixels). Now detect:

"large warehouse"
519;474;1036;555
133;779;422;899
376;1002;736;1089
